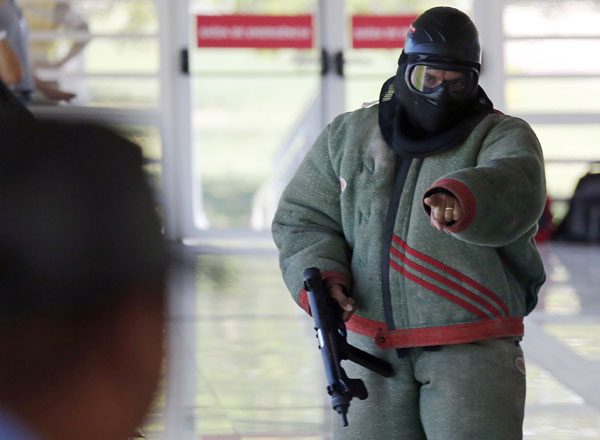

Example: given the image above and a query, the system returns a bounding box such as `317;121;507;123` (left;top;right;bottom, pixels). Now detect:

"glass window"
505;39;600;76
504;2;600;222
505;1;600;37
534;125;600;220
22;0;162;198
506;78;600;114
189;0;319;229
83;77;158;108
22;0;159;107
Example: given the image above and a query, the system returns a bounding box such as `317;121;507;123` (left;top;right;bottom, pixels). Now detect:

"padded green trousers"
333;335;526;440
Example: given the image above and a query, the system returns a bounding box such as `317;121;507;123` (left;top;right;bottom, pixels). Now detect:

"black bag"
554;168;600;242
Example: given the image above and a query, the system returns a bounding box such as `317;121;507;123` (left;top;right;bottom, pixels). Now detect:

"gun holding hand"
303;267;394;426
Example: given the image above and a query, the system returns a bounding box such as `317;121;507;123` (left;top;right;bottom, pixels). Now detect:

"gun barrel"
340;412;348;427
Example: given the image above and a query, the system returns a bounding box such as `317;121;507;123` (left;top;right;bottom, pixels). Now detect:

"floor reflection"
520;242;600;439
154;241;600;439
191;253;327;439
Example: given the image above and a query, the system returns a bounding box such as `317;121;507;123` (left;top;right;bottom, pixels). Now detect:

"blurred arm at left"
0;25;24;85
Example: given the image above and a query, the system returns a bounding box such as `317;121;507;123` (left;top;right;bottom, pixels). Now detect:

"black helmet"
397;7;482;113
380;7;492;153
389;6;488;137
403;6;481;69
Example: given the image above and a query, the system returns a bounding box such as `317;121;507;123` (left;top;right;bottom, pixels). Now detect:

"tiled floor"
151;240;600;439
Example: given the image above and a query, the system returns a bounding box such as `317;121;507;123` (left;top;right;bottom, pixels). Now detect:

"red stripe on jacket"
390;245;502;318
389;258;488;319
392;235;510;315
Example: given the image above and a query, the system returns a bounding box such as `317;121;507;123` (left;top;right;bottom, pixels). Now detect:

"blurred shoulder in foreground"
0;117;168;440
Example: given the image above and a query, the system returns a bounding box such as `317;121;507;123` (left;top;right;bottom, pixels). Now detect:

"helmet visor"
408;65;477;99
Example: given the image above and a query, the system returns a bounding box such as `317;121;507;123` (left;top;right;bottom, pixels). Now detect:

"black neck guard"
378;76;493;158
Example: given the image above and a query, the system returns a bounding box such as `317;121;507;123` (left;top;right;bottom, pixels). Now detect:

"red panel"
352;15;417;49
196;15;313;49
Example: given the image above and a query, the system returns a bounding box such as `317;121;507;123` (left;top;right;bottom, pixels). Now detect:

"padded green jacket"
272;104;546;349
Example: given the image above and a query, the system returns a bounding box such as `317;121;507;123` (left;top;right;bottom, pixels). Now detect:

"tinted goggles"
406;64;478;99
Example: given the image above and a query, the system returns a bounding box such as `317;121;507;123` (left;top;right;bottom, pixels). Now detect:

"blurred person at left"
0;2;23;87
0;116;168;440
0;18;33;118
24;0;91;92
0;0;75;103
27;1;89;69
0;5;29;111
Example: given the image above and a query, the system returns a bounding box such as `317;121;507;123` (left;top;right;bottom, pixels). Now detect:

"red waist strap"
346;314;524;349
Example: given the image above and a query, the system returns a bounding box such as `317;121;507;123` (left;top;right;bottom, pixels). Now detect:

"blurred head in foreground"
0;117;167;440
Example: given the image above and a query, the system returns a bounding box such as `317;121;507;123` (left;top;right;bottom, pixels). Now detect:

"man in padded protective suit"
273;6;545;439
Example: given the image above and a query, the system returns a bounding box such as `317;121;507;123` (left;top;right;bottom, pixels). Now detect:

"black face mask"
394;61;479;135
378;63;494;158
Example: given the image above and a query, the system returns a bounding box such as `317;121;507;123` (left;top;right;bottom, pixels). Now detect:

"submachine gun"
303;267;394;426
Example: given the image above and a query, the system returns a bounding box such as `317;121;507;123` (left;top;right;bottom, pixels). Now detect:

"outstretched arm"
34;75;75;102
423;116;546;247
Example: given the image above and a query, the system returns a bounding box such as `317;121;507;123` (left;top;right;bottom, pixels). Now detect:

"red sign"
352;15;417;49
196;15;313;48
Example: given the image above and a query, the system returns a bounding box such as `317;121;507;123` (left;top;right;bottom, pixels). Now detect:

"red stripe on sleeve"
425;178;477;232
296;270;352;317
298;289;311;315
